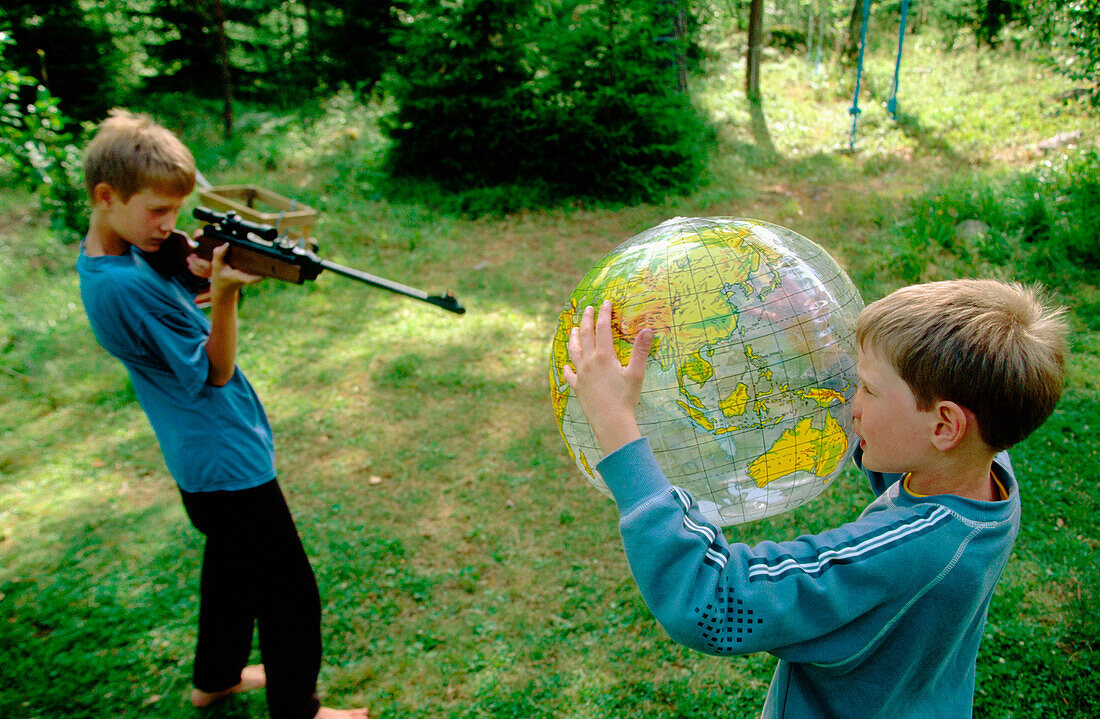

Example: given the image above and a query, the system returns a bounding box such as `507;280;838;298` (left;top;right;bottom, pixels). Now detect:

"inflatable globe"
549;217;864;527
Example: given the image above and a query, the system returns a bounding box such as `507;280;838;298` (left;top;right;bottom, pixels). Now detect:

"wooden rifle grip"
194;232;309;284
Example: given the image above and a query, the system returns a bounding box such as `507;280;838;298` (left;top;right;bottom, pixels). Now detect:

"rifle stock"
190;228;318;284
191;207;465;314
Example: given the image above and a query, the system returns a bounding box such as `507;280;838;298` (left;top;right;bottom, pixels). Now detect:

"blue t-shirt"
77;245;275;493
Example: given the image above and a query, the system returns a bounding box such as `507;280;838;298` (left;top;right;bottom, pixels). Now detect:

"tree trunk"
302;0;315;78
746;0;763;103
672;0;688;92
212;0;233;138
840;0;864;66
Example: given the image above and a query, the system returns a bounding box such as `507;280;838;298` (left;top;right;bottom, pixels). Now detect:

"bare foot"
315;707;369;718
190;664;267;708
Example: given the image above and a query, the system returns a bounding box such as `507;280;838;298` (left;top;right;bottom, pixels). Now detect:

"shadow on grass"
0;502;206;717
0;480;428;718
892;109;963;162
748;99;778;157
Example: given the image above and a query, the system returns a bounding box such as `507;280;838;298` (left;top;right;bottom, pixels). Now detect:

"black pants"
180;479;322;719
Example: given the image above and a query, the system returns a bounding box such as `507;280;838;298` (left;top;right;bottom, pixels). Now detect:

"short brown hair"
856;279;1067;451
84;109;196;201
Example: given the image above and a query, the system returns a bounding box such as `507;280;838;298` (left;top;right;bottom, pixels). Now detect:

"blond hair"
856;279;1067;451
83;109;196;201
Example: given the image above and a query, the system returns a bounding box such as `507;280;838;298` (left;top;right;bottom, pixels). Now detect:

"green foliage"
881;150;1100;321
0;0;125;120
310;1;404;95
925;0;1031;48
132;0;403;106
767;24;807;53
1032;0;1100;105
137;0;313;104
384;0;713;209
524;0;713;201
0;32;86;243
135;0;233;98
383;0;543;188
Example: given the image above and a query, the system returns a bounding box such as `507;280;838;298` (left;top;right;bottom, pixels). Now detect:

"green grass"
2;31;1099;718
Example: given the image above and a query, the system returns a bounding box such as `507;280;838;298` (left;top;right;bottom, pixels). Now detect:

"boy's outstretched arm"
563;301;654;455
204;243;262;386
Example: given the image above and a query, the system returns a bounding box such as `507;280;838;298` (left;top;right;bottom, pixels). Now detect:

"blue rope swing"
847;0;911;150
887;0;911;119
847;0;872;150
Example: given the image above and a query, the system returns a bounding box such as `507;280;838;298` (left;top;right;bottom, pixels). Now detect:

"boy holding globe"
563;279;1066;718
77;109;366;719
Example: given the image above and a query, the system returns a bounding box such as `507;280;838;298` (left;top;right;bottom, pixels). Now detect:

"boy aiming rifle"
76;109;367;719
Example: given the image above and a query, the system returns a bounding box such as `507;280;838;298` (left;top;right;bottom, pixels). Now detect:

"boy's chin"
861;454;905;476
134;237;168;253
858;448;886;472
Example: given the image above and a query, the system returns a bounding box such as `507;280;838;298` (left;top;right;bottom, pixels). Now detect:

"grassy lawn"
2;30;1098;718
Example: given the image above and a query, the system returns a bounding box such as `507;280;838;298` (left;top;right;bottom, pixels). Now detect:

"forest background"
1;1;1099;717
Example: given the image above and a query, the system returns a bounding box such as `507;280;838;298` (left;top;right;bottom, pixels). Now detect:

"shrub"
383;0;713;209
0;32;86;242
1034;0;1100;106
884;149;1100;318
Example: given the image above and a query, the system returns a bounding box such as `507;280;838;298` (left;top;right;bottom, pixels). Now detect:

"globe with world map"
549;217;865;527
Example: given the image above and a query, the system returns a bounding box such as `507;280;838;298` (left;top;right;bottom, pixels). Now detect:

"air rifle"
189;206;465;315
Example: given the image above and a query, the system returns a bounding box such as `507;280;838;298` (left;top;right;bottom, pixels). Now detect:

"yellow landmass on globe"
674;228;784;300
719;382;750;417
679;351;714;386
676;400;715;432
615;226;783;375
677;351;714;409
578;448;595;478
747;414;848;487
549;299;579;429
798;387;846;407
744;345;774;380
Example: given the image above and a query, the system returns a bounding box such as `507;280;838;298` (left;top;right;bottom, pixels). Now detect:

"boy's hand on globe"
564;300;654;456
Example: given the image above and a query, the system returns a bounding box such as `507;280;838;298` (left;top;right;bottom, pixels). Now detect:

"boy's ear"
92;182;117;207
930;401;970;451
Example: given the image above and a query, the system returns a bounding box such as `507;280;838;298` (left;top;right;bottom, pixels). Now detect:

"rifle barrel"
319;259;466;314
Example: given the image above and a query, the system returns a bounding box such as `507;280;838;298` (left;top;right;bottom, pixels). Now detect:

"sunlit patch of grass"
695;30;1093;167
